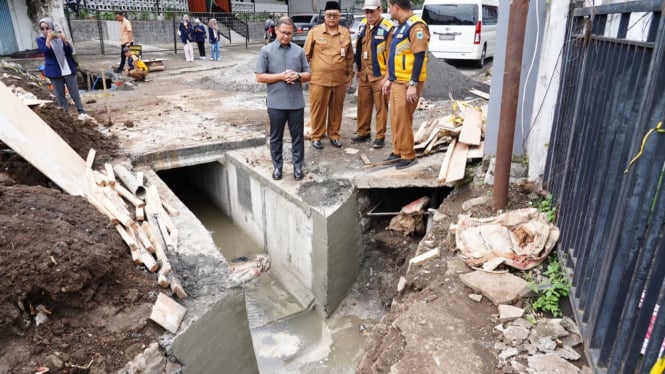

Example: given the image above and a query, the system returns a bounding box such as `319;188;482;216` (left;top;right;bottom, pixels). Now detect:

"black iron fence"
65;7;255;56
545;0;664;372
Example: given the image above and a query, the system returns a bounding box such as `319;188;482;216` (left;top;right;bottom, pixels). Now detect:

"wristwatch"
297;73;302;80
408;80;418;86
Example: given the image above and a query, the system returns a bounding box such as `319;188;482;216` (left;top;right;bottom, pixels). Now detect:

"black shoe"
330;139;342;148
294;167;304;180
384;153;400;162
312;140;323;149
395;158;418;170
272;168;282;180
373;139;385;148
351;134;371;143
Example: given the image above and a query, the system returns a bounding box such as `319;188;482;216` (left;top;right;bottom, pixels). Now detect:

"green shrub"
527;256;571;317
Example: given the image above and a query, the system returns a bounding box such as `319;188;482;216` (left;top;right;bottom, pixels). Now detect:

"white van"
422;0;499;67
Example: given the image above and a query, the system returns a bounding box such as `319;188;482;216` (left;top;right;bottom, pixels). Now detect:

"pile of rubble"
494;316;587;374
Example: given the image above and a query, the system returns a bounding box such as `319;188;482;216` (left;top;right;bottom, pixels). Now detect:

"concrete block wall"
71;19;177;44
186;156;362;316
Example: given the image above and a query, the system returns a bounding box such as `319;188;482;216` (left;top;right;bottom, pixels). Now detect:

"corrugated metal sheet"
0;0;18;55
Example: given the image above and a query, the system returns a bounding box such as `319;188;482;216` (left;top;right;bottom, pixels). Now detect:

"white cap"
362;0;382;10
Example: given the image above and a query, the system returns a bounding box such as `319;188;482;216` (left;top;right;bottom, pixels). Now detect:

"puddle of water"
164;176;370;373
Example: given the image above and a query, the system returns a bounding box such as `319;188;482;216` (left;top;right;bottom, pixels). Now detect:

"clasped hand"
283;69;299;84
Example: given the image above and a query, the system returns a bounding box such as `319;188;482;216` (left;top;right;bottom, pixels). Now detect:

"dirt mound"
0;185;162;373
422;54;490;100
0;65;119;187
0;66;160;373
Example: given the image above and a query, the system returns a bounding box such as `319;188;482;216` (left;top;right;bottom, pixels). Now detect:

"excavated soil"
0;66;162;373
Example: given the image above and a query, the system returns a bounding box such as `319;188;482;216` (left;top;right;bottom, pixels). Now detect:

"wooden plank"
415;125;442;150
136;205;145;221
445;142;470;183
115;224;141;264
437;139;457;184
414;119;434;144
104;163;116;185
469;89;490;100
0;80;89;197
360;153;371;165
161;200;180;217
150;293;186;334
85;149;96;169
458;106;483;146
467;140;485;159
113;183;146;208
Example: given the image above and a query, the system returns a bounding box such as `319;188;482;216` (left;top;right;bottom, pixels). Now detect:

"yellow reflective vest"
388;15;428;82
356;17;394;77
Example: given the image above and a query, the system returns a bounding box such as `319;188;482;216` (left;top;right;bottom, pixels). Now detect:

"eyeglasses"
40;26;49;30
325;13;340;18
278;30;293;36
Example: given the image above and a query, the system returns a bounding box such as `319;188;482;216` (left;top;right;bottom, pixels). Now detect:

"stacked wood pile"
412;101;485;184
83;149;187;300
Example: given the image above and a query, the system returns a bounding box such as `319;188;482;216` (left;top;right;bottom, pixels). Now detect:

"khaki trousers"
389;81;424;160
309;83;347;141
128;69;148;80
356;78;388;140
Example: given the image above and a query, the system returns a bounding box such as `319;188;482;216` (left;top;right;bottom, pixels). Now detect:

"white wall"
526;0;568;181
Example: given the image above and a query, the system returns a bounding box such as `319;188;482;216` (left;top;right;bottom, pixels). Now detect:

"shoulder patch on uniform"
416;30;424;40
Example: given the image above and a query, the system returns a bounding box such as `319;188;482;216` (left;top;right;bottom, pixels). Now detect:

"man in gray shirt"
256;16;311;181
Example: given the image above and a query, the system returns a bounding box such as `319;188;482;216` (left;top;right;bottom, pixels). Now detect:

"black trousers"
118;42;131;72
196;41;206;57
268;107;304;170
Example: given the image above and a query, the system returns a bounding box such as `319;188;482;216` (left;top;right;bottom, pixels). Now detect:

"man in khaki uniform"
115;11;133;74
304;1;354;149
382;0;429;169
352;0;394;149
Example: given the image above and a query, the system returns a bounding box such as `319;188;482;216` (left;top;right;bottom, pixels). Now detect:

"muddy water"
165;177;369;373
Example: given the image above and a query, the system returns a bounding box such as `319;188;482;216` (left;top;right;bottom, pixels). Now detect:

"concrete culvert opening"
157;165;384;372
358;186;452;232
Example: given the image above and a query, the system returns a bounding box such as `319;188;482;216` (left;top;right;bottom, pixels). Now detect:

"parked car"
290;11;355;47
422;0;499;68
292;14;318;46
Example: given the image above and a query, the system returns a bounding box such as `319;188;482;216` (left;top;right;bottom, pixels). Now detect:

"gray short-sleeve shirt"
255;41;311;110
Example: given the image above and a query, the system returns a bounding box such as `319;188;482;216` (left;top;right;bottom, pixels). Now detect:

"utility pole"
493;0;529;210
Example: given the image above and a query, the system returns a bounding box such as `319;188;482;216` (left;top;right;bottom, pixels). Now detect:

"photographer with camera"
36;17;90;121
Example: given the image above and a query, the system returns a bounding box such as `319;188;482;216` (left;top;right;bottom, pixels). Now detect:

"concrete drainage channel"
135;148;368;372
125;137;449;372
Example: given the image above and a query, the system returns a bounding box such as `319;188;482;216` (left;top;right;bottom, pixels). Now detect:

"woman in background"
179;15;194;62
36;17;90;121
193;18;207;60
208;18;221;61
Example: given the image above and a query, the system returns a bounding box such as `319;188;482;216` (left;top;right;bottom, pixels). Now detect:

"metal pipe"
493;0;530;210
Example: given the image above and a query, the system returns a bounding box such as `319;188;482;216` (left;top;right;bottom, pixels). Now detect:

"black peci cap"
324;1;341;11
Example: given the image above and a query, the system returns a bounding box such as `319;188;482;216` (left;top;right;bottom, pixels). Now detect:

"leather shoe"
294;167;304;180
272;168;282;180
351;134;371;143
373;139;385;148
312;140;323;149
395;158;418;170
330;139;343;148
384;153;400;162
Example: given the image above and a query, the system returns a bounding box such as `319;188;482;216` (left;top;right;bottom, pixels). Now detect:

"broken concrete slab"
502;325;530;346
459;270;528;305
527;353;581;374
531;318;570;340
498;304;524;322
469;294;483;302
